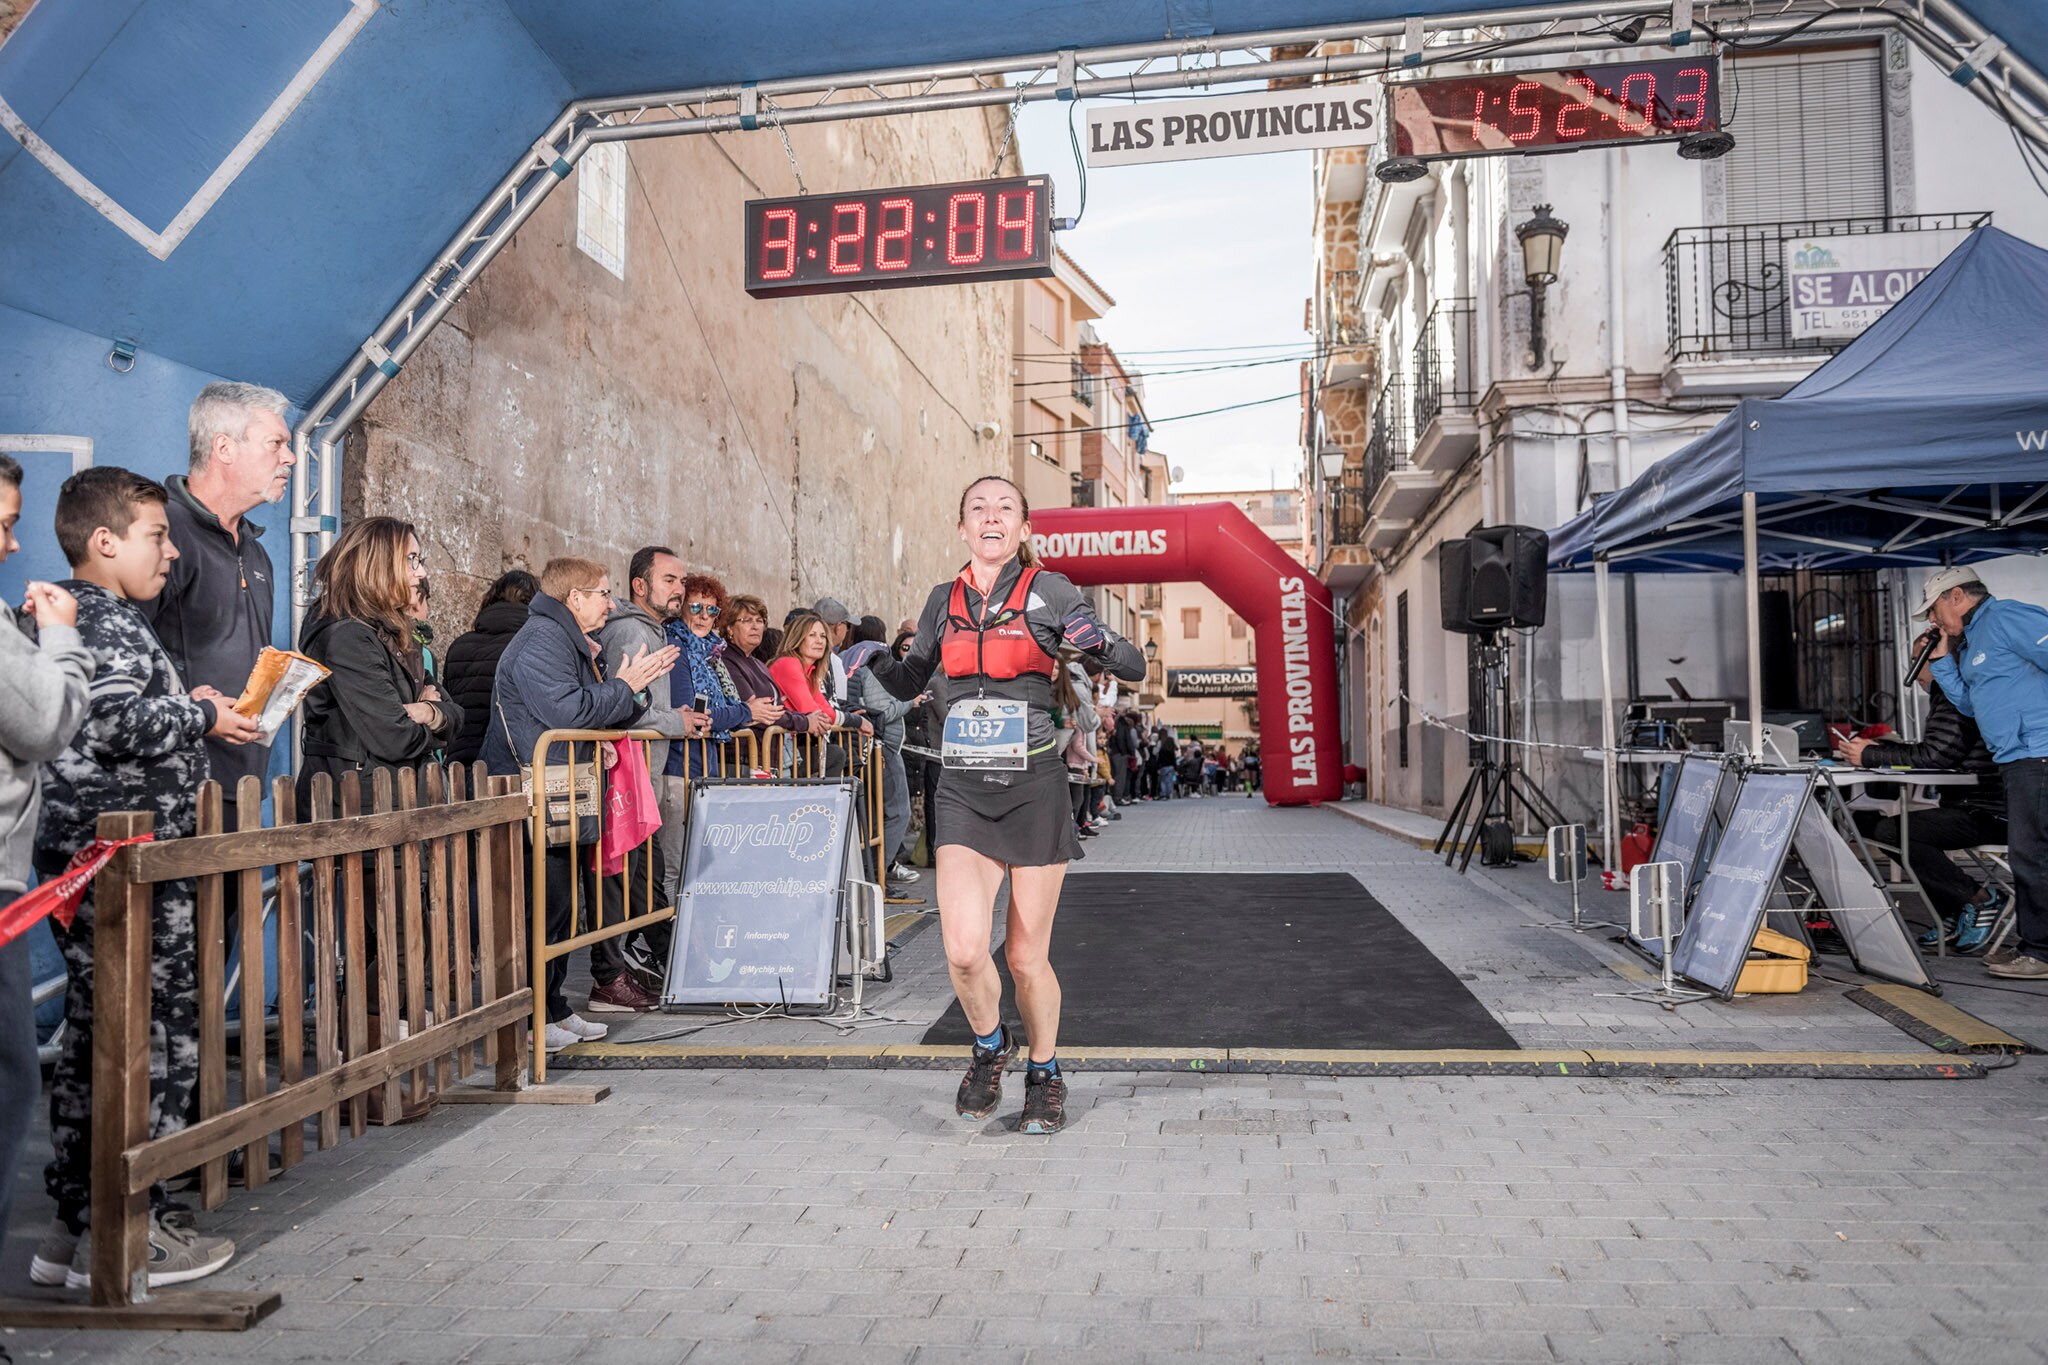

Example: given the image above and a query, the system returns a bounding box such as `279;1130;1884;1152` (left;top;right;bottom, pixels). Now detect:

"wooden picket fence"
0;763;581;1331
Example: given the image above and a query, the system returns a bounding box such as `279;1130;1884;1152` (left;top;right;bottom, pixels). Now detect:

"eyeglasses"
405;552;427;569
573;586;613;600
687;603;721;617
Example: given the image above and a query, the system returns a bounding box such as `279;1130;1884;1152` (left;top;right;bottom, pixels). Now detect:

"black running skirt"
933;749;1082;868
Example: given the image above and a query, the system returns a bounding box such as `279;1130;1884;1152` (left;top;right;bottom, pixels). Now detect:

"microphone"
1906;626;1943;683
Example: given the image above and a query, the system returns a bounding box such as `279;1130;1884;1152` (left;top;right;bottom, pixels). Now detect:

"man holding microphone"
1923;566;2048;978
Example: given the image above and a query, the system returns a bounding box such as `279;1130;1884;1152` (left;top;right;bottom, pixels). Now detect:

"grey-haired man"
141;381;295;823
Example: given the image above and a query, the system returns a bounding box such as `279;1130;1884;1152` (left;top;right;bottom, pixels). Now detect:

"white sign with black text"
1085;87;1377;167
1786;228;1971;340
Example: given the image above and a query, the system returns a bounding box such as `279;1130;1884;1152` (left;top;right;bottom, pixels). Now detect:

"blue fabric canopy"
1551;226;2048;573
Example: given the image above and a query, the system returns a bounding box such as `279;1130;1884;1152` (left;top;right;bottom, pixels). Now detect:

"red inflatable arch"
1030;502;1343;807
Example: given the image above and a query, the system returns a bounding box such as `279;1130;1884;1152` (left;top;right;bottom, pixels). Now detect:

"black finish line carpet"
922;871;1516;1052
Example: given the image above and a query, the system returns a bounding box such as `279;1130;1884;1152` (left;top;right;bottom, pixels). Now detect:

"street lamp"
1316;447;1347;484
1144;639;1159;663
1515;204;1569;369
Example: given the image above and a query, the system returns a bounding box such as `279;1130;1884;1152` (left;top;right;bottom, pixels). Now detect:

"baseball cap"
813;596;851;625
1913;565;1982;619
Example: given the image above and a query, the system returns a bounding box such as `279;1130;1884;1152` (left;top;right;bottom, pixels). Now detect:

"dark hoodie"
443;599;529;767
297;612;462;802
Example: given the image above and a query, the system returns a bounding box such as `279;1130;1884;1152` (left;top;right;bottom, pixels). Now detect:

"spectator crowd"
0;381;1251;1295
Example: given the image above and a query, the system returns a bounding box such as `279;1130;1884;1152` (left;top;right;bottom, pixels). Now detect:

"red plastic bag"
596;738;662;876
1619;822;1656;875
0;834;154;949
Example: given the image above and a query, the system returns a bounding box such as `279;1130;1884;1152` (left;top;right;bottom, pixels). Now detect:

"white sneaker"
542;1022;581;1052
559;1013;609;1041
889;861;921;882
30;1218;79;1285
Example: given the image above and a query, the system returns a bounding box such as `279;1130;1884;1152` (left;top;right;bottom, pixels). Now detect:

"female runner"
866;475;1146;1133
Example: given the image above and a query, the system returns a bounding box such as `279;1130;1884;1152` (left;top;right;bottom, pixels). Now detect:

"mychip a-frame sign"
1673;766;1933;999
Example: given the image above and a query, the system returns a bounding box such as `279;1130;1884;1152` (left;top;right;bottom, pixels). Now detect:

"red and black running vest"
939;566;1060;683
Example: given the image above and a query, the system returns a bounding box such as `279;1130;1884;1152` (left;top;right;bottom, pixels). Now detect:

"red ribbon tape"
0;834;155;950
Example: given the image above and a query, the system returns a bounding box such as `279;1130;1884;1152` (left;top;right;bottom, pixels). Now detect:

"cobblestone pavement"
5;797;2046;1363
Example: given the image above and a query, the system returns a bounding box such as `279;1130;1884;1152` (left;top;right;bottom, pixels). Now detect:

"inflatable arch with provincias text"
1029;502;1343;807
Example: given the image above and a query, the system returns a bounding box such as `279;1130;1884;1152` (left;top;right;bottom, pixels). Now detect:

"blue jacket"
480;593;645;776
1929;595;2048;764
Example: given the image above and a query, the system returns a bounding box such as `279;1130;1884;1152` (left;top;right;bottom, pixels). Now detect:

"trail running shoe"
955;1030;1017;1119
1916;919;1953;950
1019;1069;1068;1135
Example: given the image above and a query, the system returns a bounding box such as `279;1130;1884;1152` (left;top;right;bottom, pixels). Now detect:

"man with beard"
594;545;710;1009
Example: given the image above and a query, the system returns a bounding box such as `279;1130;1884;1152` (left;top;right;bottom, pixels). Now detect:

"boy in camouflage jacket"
29;467;257;1289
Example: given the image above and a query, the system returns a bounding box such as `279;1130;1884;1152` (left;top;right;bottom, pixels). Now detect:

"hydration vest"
939;566;1059;683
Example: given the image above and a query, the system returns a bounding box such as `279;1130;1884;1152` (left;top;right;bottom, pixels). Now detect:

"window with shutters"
1027;282;1062;342
1724;47;1886;225
1181;607;1202;639
1228;613;1247;641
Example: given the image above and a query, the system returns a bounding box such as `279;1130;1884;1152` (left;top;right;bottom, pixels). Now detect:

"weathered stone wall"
0;1;36;47
353;94;1017;641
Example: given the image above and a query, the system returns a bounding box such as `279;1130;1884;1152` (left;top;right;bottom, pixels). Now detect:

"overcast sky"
1013;94;1314;496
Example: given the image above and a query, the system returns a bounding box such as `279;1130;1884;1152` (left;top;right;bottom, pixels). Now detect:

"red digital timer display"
1388;57;1720;160
744;174;1054;299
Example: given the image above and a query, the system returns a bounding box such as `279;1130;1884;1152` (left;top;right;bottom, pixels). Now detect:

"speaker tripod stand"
1433;631;1576;874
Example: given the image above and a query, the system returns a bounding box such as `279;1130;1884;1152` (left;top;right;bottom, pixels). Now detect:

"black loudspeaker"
1439;525;1549;634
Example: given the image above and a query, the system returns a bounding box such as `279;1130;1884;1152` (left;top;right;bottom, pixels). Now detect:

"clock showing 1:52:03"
1387;56;1721;160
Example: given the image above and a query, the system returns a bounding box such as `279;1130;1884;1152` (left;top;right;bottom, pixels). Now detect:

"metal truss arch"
289;0;2048;641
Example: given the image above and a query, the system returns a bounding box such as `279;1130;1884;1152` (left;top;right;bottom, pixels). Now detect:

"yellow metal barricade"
526;727;762;1081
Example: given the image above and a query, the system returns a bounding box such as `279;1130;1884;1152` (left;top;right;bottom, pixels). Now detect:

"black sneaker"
955;1029;1017;1119
1019;1068;1068;1135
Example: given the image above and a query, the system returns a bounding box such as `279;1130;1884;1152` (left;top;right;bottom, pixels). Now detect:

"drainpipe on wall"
1604;150;1633;821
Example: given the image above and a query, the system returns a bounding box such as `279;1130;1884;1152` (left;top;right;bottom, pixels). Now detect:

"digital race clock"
744;174;1055;299
1387;57;1720;161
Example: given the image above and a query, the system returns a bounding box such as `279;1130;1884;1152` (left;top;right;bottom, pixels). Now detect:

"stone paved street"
5;797;2047;1363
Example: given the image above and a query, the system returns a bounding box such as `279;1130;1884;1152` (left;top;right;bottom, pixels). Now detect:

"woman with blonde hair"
768;612;849;729
297;516;462;801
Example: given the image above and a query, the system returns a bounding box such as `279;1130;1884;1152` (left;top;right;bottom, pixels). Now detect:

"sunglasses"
687;602;721;617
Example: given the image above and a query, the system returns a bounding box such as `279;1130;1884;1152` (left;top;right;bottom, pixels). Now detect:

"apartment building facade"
1009;253;1158;661
1299;28;2048;821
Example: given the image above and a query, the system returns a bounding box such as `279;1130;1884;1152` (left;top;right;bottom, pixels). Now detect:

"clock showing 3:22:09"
1387;56;1721;160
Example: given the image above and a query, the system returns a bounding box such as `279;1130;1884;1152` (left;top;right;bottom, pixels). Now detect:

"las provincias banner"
1085;87;1376;167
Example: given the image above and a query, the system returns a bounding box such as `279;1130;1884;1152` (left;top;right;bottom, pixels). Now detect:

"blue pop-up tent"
1552;226;2048;575
1548;225;2048;861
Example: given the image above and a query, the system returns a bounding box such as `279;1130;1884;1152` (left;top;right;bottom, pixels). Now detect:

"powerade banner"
663;783;856;1009
1167;667;1258;698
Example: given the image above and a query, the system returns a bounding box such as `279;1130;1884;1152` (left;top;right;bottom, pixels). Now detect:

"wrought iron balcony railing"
1412;296;1476;430
1363;372;1411;496
1663;212;1990;363
1072;358;1096;406
1328;475;1369;549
